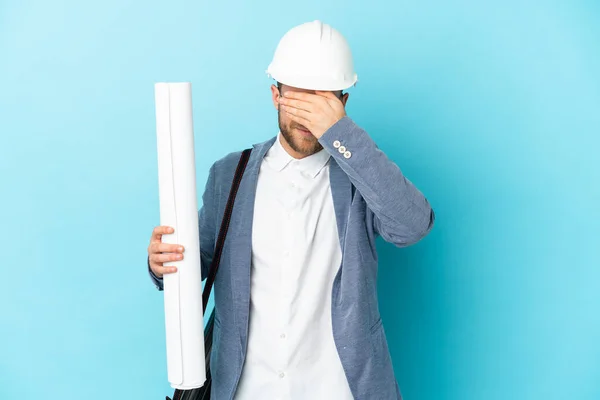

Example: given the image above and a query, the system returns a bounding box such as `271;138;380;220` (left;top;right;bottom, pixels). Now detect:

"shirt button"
279;371;285;378
280;333;286;339
344;151;352;159
338;145;346;153
333;140;341;148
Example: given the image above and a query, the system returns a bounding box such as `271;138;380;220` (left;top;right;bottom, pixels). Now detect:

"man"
147;20;434;400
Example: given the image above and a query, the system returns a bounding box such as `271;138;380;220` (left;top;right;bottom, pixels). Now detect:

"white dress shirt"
234;132;354;400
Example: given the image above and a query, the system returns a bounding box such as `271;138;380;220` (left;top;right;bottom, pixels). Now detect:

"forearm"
318;116;434;246
148;256;164;291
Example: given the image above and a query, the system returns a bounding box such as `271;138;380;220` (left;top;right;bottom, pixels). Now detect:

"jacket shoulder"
209;148;251;195
209;135;275;189
211;135;273;174
211;149;246;179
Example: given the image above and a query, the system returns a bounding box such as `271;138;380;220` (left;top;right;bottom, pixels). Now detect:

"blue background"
1;1;599;399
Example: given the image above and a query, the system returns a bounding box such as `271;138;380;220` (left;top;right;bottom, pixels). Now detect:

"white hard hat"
266;20;358;91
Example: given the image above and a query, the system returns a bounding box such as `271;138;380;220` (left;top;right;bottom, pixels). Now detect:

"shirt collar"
266;131;331;178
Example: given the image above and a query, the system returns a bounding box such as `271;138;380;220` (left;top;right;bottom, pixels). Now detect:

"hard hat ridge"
266;20;358;91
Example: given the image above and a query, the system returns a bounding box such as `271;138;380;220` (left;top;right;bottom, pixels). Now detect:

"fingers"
316;91;342;107
315;90;335;96
149;242;185;254
279;97;315;113
151;226;174;242
150;252;184;264
148;243;183;277
280;104;311;123
315;90;338;100
283;91;317;101
152;264;178;278
148;226;182;278
284;91;329;107
281;109;311;126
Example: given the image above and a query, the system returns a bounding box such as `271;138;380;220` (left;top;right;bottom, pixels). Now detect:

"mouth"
295;126;312;136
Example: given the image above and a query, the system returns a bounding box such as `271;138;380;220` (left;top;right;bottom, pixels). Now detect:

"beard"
278;108;323;156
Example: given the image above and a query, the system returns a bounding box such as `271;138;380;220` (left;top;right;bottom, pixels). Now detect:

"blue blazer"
150;116;435;399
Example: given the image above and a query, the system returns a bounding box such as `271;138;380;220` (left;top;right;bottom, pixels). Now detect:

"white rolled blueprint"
154;82;206;390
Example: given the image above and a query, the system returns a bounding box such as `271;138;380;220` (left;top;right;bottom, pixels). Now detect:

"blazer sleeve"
318;116;435;247
148;163;218;290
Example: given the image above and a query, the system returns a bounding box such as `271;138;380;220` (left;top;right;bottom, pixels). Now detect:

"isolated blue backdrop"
1;1;598;399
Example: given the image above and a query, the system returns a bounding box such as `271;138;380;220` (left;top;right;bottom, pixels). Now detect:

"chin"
297;141;323;155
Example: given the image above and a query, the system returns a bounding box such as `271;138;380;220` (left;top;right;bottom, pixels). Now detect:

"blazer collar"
248;133;352;249
263;132;331;178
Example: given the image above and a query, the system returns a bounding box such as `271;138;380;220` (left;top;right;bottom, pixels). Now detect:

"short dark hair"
277;81;343;99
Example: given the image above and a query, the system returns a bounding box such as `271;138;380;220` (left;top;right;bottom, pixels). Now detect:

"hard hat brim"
267;68;357;92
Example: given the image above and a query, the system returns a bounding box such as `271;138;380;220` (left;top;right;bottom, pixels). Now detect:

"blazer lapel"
228;136;276;353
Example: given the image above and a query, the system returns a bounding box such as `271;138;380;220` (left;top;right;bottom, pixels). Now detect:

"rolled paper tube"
154;82;206;389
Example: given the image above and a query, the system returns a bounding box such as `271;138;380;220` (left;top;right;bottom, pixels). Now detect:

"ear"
341;92;350;107
270;84;281;110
